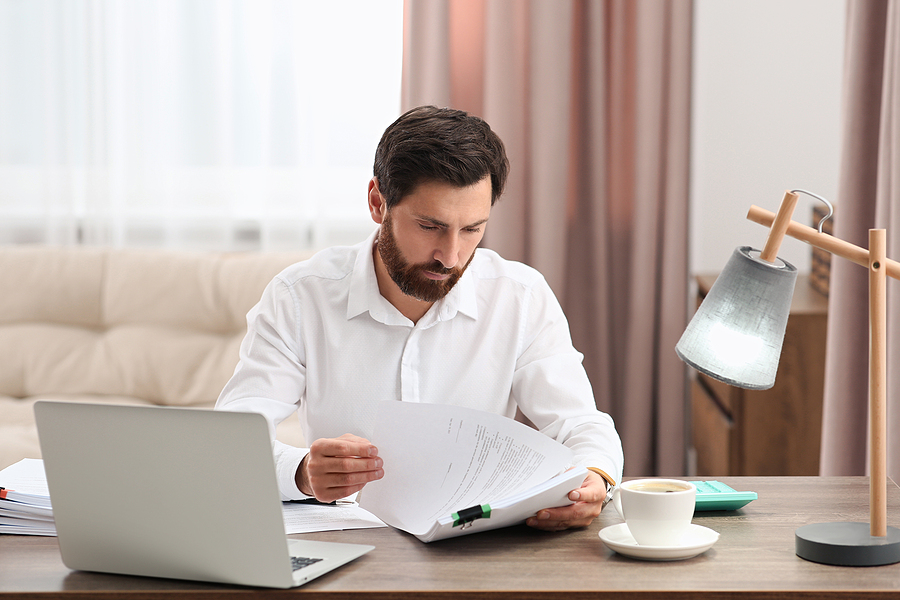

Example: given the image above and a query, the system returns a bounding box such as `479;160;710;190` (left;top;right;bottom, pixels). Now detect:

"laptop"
34;401;374;589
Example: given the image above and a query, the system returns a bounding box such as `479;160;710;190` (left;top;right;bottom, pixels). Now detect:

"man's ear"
367;178;388;225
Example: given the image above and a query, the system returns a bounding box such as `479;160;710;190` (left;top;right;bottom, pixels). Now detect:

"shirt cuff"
274;441;312;500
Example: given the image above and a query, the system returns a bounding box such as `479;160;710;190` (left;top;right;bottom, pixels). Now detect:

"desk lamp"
676;189;900;566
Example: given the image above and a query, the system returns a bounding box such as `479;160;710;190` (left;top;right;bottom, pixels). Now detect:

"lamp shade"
676;246;797;390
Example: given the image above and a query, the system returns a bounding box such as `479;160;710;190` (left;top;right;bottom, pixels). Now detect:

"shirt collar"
346;227;479;325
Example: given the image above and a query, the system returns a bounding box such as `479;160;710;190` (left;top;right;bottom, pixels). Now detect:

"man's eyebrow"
414;214;490;229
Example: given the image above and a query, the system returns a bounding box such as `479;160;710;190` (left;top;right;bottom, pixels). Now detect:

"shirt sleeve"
511;276;624;486
215;276;312;500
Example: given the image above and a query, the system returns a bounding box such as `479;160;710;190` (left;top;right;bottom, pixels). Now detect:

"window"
0;0;403;250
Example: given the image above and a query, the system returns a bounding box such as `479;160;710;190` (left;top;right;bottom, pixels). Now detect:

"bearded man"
216;106;623;531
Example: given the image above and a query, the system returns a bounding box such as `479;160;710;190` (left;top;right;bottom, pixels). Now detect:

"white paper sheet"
0;458;51;498
359;402;575;537
281;502;385;534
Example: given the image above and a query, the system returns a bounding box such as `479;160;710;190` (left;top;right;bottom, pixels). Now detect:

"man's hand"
526;470;608;531
296;433;384;502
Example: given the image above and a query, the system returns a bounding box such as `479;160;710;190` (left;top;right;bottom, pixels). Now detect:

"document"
0;458;56;535
359;402;587;542
282;502;385;534
0;458;50;501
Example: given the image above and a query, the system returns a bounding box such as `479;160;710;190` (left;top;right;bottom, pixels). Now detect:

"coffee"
627;481;692;494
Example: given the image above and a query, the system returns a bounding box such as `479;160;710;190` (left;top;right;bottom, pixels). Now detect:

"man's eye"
419;224;439;231
465;227;482;234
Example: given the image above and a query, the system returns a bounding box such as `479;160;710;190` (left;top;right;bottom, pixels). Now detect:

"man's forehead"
393;178;492;222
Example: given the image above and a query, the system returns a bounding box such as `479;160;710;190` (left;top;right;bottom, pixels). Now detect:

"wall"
690;0;846;275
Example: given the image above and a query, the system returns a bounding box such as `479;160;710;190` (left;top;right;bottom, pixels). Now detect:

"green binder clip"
452;504;491;528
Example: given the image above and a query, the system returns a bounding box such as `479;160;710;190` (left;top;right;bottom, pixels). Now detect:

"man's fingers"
310;436;378;459
526;508;594;531
531;502;598;524
307;469;384;502
334;433;380;457
308;459;384;486
313;455;383;475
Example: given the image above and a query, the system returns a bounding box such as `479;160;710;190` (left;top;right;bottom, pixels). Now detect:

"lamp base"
795;522;900;566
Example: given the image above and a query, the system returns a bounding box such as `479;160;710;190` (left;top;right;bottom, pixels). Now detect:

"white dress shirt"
216;228;624;500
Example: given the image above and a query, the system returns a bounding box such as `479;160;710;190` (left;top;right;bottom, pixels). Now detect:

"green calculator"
693;480;757;511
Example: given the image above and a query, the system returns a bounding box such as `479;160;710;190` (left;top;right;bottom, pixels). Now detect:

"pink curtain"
402;0;693;476
821;0;900;479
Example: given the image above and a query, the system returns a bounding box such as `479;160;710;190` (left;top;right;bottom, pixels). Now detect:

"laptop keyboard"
291;556;324;572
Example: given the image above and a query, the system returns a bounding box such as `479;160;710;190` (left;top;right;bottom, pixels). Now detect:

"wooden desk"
2;477;900;599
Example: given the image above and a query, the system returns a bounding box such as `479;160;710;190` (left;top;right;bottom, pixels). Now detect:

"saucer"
599;523;719;561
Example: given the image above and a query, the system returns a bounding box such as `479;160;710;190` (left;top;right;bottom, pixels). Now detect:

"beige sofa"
0;245;310;470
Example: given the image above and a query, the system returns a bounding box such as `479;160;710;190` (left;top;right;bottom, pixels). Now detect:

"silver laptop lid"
35;401;297;588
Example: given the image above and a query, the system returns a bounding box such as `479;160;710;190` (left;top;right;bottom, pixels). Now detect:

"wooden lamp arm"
747;204;900;280
759;191;800;262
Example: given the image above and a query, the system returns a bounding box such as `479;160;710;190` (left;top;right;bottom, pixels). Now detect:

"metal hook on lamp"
790;188;834;233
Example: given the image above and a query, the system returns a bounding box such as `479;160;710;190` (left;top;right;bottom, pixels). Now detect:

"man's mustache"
421;262;456;276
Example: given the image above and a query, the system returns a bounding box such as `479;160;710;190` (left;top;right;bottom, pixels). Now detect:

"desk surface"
3;477;900;599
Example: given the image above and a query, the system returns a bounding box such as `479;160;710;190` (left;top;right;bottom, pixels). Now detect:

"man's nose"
434;234;460;268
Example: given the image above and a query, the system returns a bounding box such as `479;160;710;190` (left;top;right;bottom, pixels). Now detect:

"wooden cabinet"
690;274;828;476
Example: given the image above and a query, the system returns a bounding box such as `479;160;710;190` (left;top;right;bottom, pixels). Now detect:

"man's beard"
377;214;474;303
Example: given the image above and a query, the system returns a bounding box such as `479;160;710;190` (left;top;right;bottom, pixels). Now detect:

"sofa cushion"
0;246;311;469
0;247;306;404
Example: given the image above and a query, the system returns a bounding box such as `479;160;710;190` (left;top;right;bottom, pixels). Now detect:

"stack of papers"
0;458;56;536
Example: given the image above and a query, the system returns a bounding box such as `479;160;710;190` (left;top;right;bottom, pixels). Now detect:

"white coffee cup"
611;479;696;546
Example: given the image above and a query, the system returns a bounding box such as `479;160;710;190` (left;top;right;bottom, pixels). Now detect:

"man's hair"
373;105;510;208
